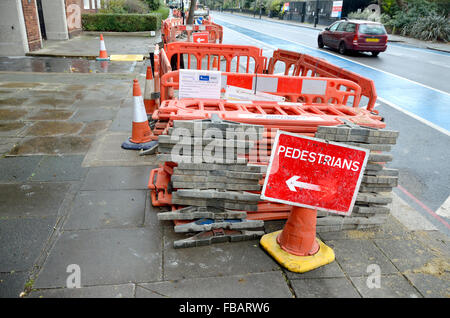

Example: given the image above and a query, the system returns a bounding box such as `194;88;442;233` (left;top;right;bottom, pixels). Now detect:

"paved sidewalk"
0;31;449;299
218;11;450;53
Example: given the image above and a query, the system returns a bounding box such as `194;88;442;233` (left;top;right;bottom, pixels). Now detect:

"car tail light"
353;34;358;45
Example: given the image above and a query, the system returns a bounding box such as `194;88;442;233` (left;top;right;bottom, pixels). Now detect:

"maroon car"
318;19;388;56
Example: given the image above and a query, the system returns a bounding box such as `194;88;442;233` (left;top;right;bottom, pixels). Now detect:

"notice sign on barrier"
193;31;209;43
179;69;221;99
261;130;369;216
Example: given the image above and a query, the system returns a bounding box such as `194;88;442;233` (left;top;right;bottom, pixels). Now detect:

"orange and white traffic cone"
143;65;157;115
96;34;110;61
260;206;335;273
212;56;219;71
122;79;158;151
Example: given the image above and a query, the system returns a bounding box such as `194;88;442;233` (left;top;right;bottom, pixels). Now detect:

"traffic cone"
143;65;157;115
260;206;335;273
121;79;158;151
212;56;218;71
96;34;110;61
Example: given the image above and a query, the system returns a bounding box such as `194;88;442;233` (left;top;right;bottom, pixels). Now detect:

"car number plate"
366;38;380;42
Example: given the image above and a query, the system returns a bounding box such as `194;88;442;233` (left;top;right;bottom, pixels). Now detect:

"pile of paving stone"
314;124;399;232
156;117;266;248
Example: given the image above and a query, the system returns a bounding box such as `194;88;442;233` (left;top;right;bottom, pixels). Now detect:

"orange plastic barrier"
267;49;377;111
163;22;223;44
163;42;267;74
160;70;362;107
148;162;177;206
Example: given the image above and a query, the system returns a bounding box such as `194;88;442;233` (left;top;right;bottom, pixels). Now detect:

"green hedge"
81;13;161;32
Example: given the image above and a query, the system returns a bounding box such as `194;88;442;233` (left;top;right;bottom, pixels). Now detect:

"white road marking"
436;196;450;219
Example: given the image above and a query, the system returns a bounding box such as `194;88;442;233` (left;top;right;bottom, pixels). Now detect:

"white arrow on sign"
195;37;206;43
286;176;321;192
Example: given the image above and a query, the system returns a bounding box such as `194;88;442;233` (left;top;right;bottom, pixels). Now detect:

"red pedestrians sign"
261;130;369;216
193;32;209;43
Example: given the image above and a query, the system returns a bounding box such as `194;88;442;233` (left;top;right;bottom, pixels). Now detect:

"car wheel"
371;51;380;57
338;42;346;55
318;36;324;48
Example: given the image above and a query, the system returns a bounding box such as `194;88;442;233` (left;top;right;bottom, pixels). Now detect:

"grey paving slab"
9;136;95;156
136;271;292;298
163;228;279;281
349;274;422;298
72;98;125;109
28;283;135;298
290;277;361;298
64;190;146;230
70;107;118;123
328;239;399;277
0;137;21;156
403;273;450;298
109;106;132;132
0;156;43;182
82;132;158;167
0;216;57;272
30;155;87;182
0;182;70;218
0;271;29;298
373;239;437;272
319;214;410;241
284;260;346;280
33;227;162;288
81;166;156;190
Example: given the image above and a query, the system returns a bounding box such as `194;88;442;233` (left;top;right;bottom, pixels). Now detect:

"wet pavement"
0;57;140;74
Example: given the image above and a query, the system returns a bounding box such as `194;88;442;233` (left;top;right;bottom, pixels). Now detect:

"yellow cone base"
260;230;335;273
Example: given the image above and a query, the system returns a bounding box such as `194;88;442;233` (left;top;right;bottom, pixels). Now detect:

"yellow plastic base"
109;54;144;61
260;230;335;273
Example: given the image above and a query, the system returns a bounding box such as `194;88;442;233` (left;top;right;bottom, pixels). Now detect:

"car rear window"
358;24;386;35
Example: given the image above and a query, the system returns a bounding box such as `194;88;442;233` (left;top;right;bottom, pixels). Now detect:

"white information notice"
179;69;221;99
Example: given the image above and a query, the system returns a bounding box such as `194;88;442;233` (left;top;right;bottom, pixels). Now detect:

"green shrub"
154;5;170;20
81;13;161;31
408;14;450;41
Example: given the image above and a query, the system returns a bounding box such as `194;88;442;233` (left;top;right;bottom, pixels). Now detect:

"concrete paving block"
328;239;399;276
64;190;146;230
28;283;135;298
0;156;43;182
81;166;155;190
403;273;450;298
33;227;162;288
135;271;292;298
290;277;361;298
0;216;57;272
30;155;87;182
0;271;29;298
373;239;437;272
0;182;70;218
9;136;95;156
349;274;422;298
82;132;157;167
70;107;118;123
163;229;280;280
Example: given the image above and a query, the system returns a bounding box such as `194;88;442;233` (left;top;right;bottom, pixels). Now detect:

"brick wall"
21;0;41;51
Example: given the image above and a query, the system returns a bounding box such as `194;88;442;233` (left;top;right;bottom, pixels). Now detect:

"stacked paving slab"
156;118;267;248
314;124;399;232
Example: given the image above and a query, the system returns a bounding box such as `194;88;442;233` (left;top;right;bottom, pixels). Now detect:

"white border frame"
260;130;370;216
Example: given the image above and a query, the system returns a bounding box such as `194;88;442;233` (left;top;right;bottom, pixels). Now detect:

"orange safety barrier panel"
163;23;223;44
148;162;177;206
159;70;362;107
163;42;267;74
267;49;377;111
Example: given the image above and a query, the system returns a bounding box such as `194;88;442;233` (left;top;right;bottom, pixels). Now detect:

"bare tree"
187;0;197;24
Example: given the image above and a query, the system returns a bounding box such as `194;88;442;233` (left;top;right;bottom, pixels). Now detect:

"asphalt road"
213;11;450;236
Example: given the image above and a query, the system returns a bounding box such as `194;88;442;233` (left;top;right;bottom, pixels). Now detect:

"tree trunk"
187;0;197;25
